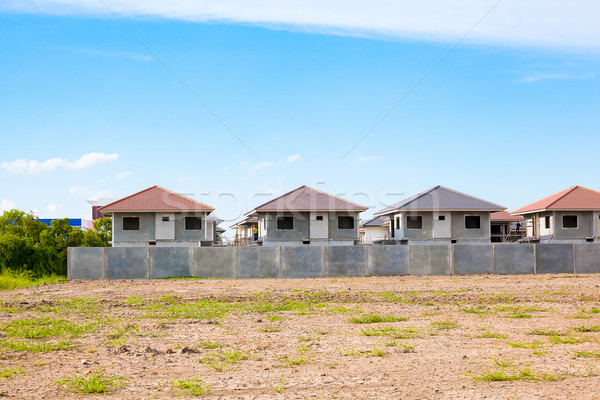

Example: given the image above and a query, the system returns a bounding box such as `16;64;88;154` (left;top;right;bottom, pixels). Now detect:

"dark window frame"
185;216;203;231
338;216;355;230
544;216;550;229
562;215;578;229
438;215;446;221
123;217;140;231
276;216;294;230
316;215;324;221
406;215;423;230
465;215;481;230
162;216;170;222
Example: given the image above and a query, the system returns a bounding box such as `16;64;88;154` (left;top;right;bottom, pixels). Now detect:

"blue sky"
1;1;599;235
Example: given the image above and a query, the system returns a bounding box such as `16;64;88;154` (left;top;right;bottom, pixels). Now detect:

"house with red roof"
244;185;368;246
490;211;526;242
511;186;600;243
373;186;505;244
98;185;217;247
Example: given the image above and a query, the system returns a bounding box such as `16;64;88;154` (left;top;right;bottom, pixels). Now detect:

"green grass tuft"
0;271;65;291
57;369;124;394
170;378;210;396
349;314;406;324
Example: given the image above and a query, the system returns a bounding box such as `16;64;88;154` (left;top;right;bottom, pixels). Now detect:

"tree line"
0;209;111;277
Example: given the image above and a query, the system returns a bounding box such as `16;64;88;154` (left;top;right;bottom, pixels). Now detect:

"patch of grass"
57;369;124;394
475;332;508;339
573;325;600;332
472;362;560;382
282;355;310;366
170;378;210;396
431;320;460;330
528;328;563;336
272;377;285;393
0;271;65;291
349;314;406;324
199;341;222;349
1;317;97;339
314;328;329;335
0;339;72;352
506;340;543;349
506;313;532;319
547;334;585;344
200;350;248;371
267;314;283;321
360;326;398;336
258;325;282;333
573;351;600;359
580;307;600;314
337;347;356;357
363;346;387;357
460;307;489;317
0;366;23;379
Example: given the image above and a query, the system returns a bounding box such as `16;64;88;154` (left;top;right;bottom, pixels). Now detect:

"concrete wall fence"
67;244;600;280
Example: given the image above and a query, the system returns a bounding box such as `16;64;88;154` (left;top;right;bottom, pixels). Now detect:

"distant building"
231;216;258;246
490;211;525;242
39;218;89;230
374;186;505;244
98;185;217;247
245;185;368;246
360;216;389;243
511;186;600;243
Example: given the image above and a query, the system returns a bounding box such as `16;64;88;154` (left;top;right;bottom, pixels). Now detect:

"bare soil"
1;274;600;399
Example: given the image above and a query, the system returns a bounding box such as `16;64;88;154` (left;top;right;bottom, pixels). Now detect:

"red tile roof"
512;186;600;214
247;185;368;214
490;211;524;222
98;186;214;213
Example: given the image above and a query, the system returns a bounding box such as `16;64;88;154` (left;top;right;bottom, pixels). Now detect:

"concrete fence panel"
410;244;451;275
536;244;574;274
325;246;366;277
281;246;324;278
238;246;280;279
367;246;409;276
106;247;148;279
149;247;192;279
454;245;494;275
68;247;105;280
574;244;600;274
192;247;236;279
494;244;535;274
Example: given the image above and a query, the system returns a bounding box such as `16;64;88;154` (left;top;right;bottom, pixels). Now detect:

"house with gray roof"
360;215;390;243
373;186;505;244
245;185;368;246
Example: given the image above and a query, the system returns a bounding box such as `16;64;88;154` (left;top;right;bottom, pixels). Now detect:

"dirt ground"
1;274;600;399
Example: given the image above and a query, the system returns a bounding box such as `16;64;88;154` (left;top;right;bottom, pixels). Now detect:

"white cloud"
519;72;597;84
1;1;600;51
0;152;119;175
68;186;115;200
1;199;16;213
239;160;275;174
45;203;61;215
359;155;386;163
287;154;300;163
115;171;132;180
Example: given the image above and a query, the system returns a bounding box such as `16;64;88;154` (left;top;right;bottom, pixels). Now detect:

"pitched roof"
490;211;525;222
511;186;600;214
98;186;214;213
230;216;258;229
247;185;367;214
374;186;504;216
360;215;389;227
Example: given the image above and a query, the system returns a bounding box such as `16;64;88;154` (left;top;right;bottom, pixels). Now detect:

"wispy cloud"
115;171;132;180
286;154;300;163
0;153;119;175
359;155;386;163
1;1;600;51
0;199;15;213
239;160;275;174
519;72;596;84
75;48;151;62
68;186;115;200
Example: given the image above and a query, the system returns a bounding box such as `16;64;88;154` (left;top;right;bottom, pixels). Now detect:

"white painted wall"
391;213;403;239
310;211;329;239
594;212;600;237
526;218;534;237
155;213;175;240
539;214;552;237
363;226;388;243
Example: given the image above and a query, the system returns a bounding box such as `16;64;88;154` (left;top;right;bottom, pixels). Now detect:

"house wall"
402;212;434;240
450;211;491;242
553;211;593;240
113;212;155;244
363;226;388;243
327;212;360;241
113;212;212;246
261;212;310;243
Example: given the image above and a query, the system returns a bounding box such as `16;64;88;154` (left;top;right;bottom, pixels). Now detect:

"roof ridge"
98;185;214;211
511;186;577;213
250;185;367;212
544;186;579;209
439;185;505;209
302;185;368;209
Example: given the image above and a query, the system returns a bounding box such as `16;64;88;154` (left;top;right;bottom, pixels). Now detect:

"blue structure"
39;218;86;229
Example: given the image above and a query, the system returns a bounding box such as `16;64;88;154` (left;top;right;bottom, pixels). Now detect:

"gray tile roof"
360;215;389;227
374;186;505;215
248;185;368;214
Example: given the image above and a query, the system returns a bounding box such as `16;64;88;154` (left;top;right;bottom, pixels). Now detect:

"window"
316;215;324;221
438;215;446;221
162;216;170;222
277;216;294;230
185;216;202;230
563;215;578;229
338;216;354;230
123;217;139;231
544;216;550;229
465;216;481;229
406;216;422;230
395;217;400;229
